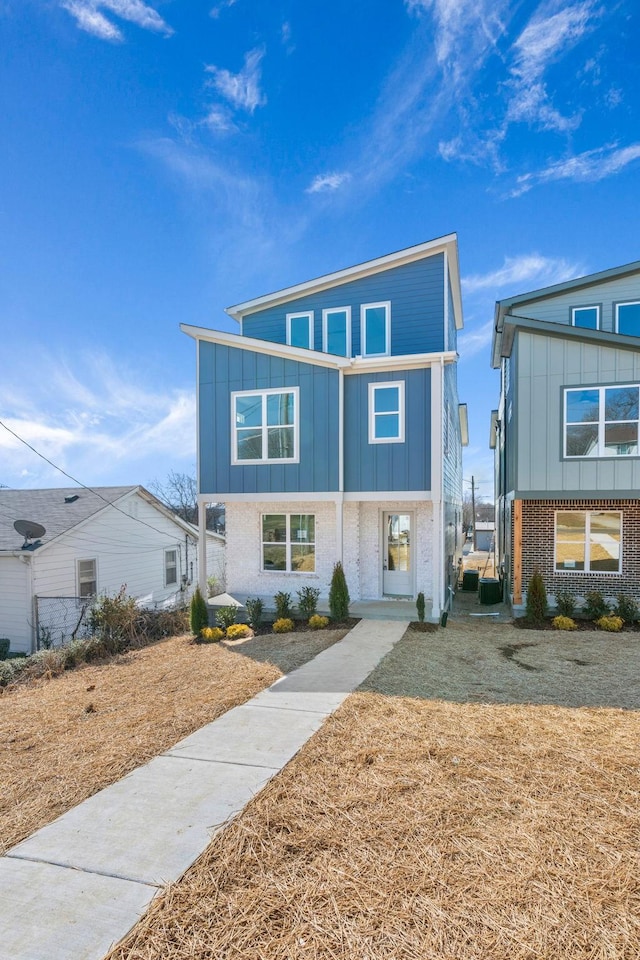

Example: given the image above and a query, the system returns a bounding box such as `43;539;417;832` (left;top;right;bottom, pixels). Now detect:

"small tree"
297;586;320;618
416;591;426;623
525;569;547;625
329;561;350;621
189;585;209;636
274;591;293;619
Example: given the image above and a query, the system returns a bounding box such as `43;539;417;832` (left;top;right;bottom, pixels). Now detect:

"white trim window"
322;306;351;357
368;381;405;443
615;301;640;337
164;548;178;587
232;388;299;464
77;558;97;598
564;385;639;458
362;301;391;357
262;514;315;573
571;305;600;330
286;311;313;350
555;510;622;573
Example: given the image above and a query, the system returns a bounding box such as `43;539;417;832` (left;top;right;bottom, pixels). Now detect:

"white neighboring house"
0;486;225;654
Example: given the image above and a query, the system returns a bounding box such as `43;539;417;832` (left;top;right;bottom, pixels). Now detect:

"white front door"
382;512;413;596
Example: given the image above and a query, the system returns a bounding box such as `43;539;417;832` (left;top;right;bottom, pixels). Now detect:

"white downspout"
430;357;444;618
336;367;345;564
198;497;208;599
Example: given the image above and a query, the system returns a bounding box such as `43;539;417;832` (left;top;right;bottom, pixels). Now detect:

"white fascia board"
345;350;458;374
198;491;433;503
343;491;433;502
225;234;459;321
135;487;199;539
180;323;349;370
445;244;464;330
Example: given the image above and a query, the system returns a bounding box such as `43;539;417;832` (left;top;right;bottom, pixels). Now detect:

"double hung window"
362;301;391;357
615;301;640;337
322;307;351;356
232;388;299;464
564;385;639;458
555;511;622;573
77;559;97;598
164;549;178;587
368;381;405;443
262;514;315;573
286;312;313;349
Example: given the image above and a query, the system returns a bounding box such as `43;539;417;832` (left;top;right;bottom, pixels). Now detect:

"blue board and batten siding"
344;369;431;492
241;255;445;357
199;341;340;495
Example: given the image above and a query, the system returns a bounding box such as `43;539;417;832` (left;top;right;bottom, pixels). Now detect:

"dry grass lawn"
107;620;640;960
0;628;347;854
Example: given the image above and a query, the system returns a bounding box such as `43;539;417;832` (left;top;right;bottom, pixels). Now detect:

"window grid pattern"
555;510;622;574
261;514;316;573
232;388;299;464
564;385;639;458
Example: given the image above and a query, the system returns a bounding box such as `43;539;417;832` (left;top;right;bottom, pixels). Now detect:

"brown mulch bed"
0;628;347;854
106;621;640;960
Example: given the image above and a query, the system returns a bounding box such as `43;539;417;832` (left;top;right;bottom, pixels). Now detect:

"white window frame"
615;301;640;336
261;513;316;574
571;305;600;329
231;387;300;465
563;384;640;459
286;311;313;350
77;558;97;598
322;306;351;356
368;380;405;444
361;301;391;358
554;510;622;574
164;548;178;587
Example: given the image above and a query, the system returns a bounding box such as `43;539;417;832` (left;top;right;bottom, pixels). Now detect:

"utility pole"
471;475;477;552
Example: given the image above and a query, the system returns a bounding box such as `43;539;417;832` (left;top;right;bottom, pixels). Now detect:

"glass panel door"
383;513;413;596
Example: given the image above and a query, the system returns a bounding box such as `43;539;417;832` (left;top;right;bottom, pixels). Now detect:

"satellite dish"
14;519;46;546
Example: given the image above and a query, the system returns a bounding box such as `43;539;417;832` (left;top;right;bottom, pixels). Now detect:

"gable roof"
226;233;464;330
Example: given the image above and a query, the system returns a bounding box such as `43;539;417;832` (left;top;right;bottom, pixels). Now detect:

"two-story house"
183;234;466;617
492;258;640;611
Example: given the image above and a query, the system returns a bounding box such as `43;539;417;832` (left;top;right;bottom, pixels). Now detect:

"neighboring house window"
322;307;351;356
232;388;299;464
555;511;622;573
615;301;640;337
564;385;639;457
165;548;178;587
286;312;313;349
368;381;405;443
362;301;391;357
77;559;97;598
571;305;600;329
262;514;315;572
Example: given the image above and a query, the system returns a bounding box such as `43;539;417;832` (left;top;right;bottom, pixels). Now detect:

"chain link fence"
34;596;95;650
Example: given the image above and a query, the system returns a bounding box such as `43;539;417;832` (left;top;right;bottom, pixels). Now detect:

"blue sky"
1;0;639;503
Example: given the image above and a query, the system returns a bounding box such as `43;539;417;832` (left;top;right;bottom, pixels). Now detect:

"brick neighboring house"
491;259;640;612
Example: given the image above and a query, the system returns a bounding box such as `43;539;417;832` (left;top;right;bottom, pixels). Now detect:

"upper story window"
615;301;640;337
368;381;405;443
322;307;351;357
564;385;639;458
262;514;315;573
232;388;299;464
555;510;621;573
286;311;313;350
77;559;97;598
164;548;178;587
571;305;600;329
362;301;391;357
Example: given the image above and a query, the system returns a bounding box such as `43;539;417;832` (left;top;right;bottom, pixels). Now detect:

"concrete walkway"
0;619;406;960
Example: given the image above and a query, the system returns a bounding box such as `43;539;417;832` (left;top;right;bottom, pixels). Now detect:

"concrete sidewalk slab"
0;618;406;960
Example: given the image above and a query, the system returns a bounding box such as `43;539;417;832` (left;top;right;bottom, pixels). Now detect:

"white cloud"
306;172;352;194
456;319;494;359
463;253;581;293
205;47;266;113
512;142;640;196
201;106;235;133
210;0;237;19
61;0;172;39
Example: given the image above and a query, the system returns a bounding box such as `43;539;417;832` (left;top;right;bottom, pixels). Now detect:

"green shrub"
200;626;224;643
308;614;329;630
89;586;141;653
525;569;547;625
245;597;264;631
616;594;639;623
0;638;10;660
274;591;293;620
225;623;252;641
416;592;425;623
596;615;623;633
329;562;350;621
273;617;294;634
583;590;608;621
554;588;576;618
297;586;320;618
189;585;209;636
215;605;238;630
552;615;577;631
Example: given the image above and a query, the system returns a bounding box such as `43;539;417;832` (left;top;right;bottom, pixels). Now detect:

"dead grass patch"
0;628;346;853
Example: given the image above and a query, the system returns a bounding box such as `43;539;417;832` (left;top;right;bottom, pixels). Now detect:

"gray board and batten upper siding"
510;269;640;333
513;330;640;495
343;369;431;492
241;254;446;357
198;341;340;496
